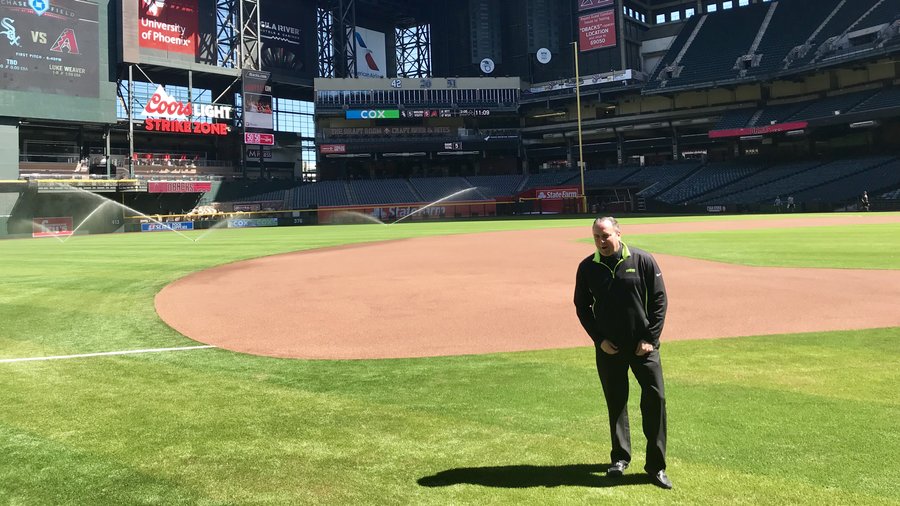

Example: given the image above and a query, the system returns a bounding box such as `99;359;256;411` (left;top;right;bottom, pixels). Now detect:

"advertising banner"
708;121;809;139
141;85;232;135
244;92;274;130
32;217;73;238
535;187;580;199
0;0;99;97
148;181;213;193
345;110;400;120
259;0;316;81
227;218;278;228
579;10;617;51
138;0;198;55
354;26;386;78
244;132;274;145
319;144;347;154
578;0;614;12
141;221;195;232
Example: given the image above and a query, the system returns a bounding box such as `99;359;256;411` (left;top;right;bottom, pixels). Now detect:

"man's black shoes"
648;469;673;489
606;460;629;477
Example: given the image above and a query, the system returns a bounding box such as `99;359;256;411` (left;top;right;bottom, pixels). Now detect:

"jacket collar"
593;242;630;264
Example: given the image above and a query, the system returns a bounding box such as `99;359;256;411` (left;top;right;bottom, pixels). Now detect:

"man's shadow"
418;463;652;488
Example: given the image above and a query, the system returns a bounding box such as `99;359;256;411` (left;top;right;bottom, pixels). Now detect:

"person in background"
574;217;672;490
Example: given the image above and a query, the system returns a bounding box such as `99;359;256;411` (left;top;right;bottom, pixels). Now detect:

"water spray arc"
389;187;480;225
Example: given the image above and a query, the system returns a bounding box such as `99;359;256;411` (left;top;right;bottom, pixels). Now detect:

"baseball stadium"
1;0;900;503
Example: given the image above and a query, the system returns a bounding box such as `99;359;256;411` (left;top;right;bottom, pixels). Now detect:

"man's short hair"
594;216;620;232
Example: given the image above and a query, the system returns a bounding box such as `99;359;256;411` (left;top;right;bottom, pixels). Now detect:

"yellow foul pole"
573;41;587;214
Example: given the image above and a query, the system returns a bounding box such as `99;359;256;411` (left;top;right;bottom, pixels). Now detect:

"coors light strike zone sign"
143;85;233;135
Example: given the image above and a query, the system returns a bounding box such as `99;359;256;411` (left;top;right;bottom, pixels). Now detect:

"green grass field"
1;214;899;505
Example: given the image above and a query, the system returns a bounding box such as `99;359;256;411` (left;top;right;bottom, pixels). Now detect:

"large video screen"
259;0;316;82
138;0;198;57
0;0;100;97
120;0;216;69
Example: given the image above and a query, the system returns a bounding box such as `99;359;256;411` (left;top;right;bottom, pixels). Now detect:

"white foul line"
0;345;217;364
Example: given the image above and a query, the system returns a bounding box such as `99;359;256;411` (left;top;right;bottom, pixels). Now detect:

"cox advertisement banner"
32;217;73;238
148;181;213;193
0;0;99;98
141;221;194;232
227;218;278;228
579;9;617;51
138;0;198;55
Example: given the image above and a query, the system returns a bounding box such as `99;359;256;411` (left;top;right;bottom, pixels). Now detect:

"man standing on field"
573;216;672;489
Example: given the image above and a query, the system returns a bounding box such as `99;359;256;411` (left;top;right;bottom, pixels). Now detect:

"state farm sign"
536;188;579;200
143;85;232;136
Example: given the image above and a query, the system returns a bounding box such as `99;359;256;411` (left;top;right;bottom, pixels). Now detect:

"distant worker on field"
861;191;870;211
786;195;795;212
774;195;783;213
574;216;672;490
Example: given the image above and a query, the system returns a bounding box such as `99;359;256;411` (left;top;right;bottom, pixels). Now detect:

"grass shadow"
417;463;653;488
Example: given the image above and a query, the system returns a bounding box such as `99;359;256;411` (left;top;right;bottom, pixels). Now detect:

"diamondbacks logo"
50;28;80;54
354;31;379;72
143;0;165;17
29;0;49;16
1;18;20;46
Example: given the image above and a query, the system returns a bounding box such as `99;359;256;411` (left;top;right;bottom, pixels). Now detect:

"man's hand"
635;340;654;356
600;339;619;355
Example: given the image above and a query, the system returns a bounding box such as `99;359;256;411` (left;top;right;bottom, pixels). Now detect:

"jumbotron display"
0;0;99;98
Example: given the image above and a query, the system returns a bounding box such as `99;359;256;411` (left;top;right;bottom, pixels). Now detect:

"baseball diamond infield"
155;216;900;359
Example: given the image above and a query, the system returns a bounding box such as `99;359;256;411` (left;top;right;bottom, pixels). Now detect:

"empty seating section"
752;102;809;126
581;167;639;187
648;1;895;89
664;6;770;87
788;89;879;121
883;188;900;199
714;109;756;130
465;175;526;198
409;177;486;202
710;157;892;204
626;164;699;197
347;179;419;205
645;16;703;90
657;163;760;204
236;190;288;205
794;157;900;203
290;181;350;208
696;162;821;204
522;171;579;189
789;1;878;68
850;86;900;113
747;0;841;77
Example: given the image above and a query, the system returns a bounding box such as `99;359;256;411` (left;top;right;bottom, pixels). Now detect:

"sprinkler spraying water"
389;187;480;225
46;182;197;242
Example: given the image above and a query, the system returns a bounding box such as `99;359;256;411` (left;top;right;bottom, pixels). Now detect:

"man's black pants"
595;345;667;472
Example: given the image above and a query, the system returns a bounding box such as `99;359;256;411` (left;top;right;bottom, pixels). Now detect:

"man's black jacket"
574;243;668;349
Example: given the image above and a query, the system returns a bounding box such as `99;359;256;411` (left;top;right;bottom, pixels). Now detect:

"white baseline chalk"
0;345;217;364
